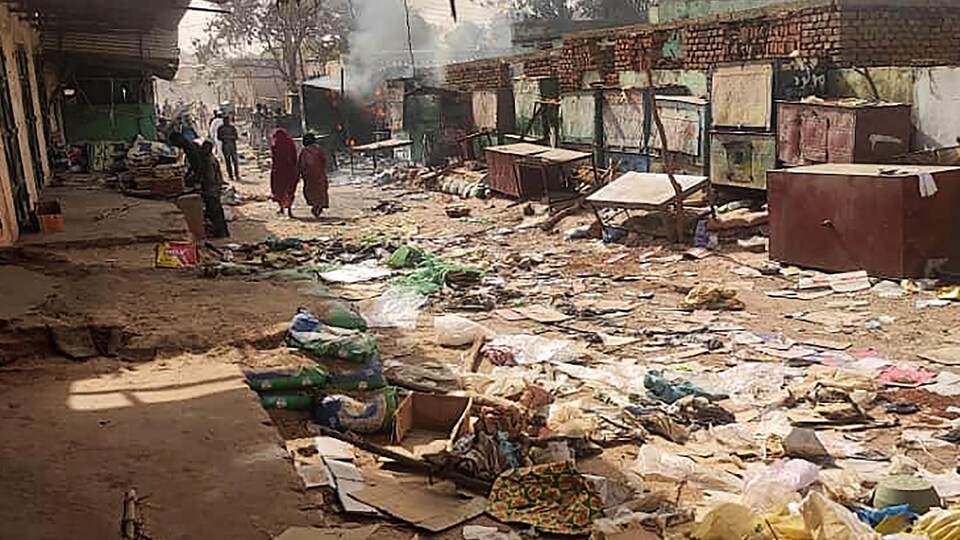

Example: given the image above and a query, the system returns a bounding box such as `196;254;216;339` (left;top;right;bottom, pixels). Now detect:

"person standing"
217;115;240;182
208;111;224;158
298;133;329;218
270;128;299;217
199;141;229;238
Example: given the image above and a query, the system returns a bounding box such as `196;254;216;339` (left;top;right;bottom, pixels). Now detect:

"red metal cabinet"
777;102;911;167
768;164;960;278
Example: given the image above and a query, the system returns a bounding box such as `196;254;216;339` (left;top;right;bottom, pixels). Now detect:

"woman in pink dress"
270;128;299;217
298;133;329;218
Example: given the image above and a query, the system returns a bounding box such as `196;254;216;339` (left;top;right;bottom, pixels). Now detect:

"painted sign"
711;62;774;130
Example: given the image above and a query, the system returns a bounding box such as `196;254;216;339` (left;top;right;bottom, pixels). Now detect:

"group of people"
166;117;330;239
269;129;329;219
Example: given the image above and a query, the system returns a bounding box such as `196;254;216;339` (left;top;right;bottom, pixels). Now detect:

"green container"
872;475;942;514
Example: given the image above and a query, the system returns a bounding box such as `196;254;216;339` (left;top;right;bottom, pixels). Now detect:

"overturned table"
349;138;413;173
586;171;709;237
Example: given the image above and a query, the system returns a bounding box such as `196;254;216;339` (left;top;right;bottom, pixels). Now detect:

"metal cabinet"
710;131;777;190
768;164;960;278
777;101;911;167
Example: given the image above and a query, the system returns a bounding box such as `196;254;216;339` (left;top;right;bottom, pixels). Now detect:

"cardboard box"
392;393;472;459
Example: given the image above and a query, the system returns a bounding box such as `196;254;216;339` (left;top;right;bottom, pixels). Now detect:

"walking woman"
298;133;329;218
270;128;299;217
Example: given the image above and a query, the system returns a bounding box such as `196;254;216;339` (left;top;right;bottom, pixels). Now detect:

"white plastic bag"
360;287;427;329
742;459;820;511
433;315;493;347
633;444;741;492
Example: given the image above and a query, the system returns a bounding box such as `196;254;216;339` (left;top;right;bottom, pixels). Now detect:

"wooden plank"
586;171;708;210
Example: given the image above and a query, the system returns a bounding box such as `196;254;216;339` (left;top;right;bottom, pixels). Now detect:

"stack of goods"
245;304;397;434
120;136;185;196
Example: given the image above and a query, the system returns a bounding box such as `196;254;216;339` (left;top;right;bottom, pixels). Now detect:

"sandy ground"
1;153;959;539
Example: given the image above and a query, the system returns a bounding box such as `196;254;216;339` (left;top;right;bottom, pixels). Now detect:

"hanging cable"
401;0;417;77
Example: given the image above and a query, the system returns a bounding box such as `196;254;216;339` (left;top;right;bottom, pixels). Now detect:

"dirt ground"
1;152;959;539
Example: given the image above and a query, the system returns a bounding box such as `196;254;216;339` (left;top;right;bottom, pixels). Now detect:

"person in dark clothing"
168;131;203;189
217;115;240;182
198;141;230;238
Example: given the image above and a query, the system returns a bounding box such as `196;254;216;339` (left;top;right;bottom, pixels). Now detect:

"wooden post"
644;64;686;244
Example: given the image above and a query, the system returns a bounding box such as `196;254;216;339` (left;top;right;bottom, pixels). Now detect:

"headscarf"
271;128;298;169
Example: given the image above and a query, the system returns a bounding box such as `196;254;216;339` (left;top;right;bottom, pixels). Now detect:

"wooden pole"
643;64;686;244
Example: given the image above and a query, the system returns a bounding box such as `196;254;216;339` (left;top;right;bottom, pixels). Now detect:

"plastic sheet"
742;459;820;511
433;315;494;347
800;492;880;540
633;444;741;492
360;287;427;330
483;334;580;365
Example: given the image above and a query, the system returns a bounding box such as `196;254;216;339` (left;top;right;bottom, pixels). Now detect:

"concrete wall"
0;4;47;247
651;0;792;24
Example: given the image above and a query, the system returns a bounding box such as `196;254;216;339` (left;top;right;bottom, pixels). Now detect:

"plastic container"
872;475;941;514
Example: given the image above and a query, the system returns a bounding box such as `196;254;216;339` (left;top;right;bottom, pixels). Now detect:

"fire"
346;137;357;147
374;88;383;97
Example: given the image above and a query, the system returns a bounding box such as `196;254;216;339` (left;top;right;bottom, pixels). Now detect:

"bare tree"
194;0;348;93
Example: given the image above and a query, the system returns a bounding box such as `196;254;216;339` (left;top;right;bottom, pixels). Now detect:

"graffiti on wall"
778;57;827;100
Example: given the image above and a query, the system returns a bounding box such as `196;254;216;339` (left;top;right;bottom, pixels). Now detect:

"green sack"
259;393;315;410
314;299;367;330
245;365;328;392
315;386;398;433
385;245;425;269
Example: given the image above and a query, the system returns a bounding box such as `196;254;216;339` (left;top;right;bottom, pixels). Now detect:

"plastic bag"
483;334;579;365
434;315;494;347
314;387;398;433
742;459;820;512
360;287;426;330
633;444;741;492
800;492;880;540
287;309;378;362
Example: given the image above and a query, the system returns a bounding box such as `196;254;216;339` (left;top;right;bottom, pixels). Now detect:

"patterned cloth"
487;461;604;535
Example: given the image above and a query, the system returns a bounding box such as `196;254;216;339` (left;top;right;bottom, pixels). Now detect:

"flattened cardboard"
352;481;486;532
273;525;379;540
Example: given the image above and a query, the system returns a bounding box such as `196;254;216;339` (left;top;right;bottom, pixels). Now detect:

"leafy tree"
194;0;348;92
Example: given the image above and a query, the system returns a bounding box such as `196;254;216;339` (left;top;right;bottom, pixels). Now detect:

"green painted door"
16;46;43;193
0;45;29;228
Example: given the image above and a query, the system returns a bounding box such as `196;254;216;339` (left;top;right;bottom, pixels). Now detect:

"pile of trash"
118;136;186;197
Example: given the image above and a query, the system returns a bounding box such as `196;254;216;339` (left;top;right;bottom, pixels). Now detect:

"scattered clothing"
487;461;604;535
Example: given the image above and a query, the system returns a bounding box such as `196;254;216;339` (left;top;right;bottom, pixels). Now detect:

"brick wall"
441;0;960;93
443;58;512;92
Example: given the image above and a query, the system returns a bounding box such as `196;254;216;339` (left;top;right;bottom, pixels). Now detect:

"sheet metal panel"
472;89;514;132
560;93;595;144
768;164;960;278
607;150;649;173
602;89;646;150
777;102;911;167
710;131;777;190
711;62;774;130
915;67;960;150
650;96;706;159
